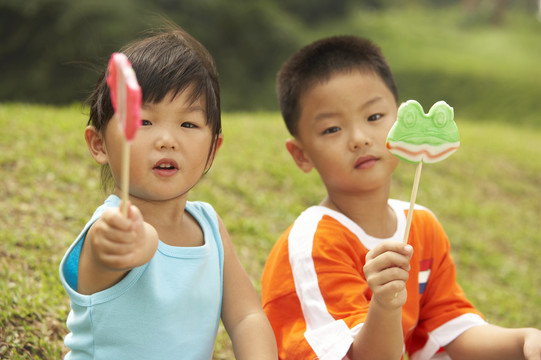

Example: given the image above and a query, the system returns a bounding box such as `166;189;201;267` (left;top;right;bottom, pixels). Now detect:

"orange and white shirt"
261;199;486;360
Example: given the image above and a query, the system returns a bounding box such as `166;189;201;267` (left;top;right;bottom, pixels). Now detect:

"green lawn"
0;104;539;358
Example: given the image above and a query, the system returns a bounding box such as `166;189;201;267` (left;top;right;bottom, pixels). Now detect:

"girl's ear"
214;133;224;153
285;138;313;173
84;126;108;165
204;133;224;172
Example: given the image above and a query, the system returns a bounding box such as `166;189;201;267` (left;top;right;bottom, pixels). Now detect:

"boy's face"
88;88;222;203
287;70;399;196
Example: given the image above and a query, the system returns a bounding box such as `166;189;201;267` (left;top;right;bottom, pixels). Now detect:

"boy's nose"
349;127;370;150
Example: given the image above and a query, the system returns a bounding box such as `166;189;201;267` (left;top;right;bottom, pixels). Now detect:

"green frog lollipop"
386;100;460;243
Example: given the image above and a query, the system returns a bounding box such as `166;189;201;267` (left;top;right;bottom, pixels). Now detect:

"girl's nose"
155;131;177;150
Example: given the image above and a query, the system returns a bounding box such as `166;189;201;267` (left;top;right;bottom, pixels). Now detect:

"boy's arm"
77;203;159;295
218;216;278;359
348;241;413;360
445;324;541;360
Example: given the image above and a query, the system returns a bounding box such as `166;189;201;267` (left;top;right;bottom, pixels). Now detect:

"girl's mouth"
153;159;179;176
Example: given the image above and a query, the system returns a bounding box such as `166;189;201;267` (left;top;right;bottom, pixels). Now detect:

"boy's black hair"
87;25;221;192
277;35;398;136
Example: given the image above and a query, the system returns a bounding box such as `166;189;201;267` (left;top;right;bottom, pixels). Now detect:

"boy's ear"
84;125;108;165
285;138;313;173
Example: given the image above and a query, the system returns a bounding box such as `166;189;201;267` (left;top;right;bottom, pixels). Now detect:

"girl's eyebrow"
186;104;205;113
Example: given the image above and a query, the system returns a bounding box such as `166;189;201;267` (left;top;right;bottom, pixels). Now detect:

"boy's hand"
364;240;413;310
89;202;159;271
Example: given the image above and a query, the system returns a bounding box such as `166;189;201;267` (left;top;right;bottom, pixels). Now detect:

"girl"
59;26;277;359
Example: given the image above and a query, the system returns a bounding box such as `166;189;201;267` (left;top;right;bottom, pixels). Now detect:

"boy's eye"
142;119;152;126
322;126;340;135
368;114;383;122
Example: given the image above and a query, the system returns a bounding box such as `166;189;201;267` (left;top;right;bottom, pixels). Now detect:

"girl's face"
95;87;222;203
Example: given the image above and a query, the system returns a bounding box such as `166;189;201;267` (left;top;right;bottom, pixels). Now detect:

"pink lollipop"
106;53;142;216
106;53;142;141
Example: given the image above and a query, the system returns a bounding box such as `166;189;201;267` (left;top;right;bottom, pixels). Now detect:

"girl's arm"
445;324;541;360
77;202;159;295
218;216;278;359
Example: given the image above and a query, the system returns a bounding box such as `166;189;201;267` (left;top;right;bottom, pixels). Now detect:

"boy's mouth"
354;155;378;169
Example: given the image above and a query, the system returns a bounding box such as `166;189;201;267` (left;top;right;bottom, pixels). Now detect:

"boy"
261;35;541;360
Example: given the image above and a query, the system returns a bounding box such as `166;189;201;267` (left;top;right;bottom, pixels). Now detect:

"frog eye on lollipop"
433;106;450;128
402;100;422;128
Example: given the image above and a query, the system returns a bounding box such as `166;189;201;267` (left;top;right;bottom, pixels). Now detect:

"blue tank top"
59;195;224;359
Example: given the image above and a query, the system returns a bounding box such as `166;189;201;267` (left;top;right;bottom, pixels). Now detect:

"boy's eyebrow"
361;96;384;109
314;96;385;122
314;111;339;122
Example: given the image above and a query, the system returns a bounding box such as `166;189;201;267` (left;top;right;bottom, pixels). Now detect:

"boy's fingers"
366;241;413;261
366;249;412;272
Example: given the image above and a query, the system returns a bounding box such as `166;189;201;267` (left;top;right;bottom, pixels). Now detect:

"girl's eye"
181;122;197;128
142;119;152;126
368;114;383;122
323;126;340;135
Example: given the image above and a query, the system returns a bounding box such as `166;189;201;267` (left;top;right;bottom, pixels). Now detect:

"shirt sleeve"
407;210;486;358
288;214;371;359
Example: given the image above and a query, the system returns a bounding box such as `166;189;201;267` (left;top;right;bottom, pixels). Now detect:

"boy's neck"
320;188;397;239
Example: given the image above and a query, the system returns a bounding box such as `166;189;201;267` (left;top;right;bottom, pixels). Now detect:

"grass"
1;104;540;358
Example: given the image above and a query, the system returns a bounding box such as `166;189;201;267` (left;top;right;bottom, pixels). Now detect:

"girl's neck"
127;195;204;247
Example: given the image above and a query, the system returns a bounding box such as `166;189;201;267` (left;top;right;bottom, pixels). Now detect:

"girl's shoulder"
185;200;219;227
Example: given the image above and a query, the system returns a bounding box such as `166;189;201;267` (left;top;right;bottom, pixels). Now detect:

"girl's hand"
363;240;413;310
523;328;541;360
90;202;158;271
77;202;159;294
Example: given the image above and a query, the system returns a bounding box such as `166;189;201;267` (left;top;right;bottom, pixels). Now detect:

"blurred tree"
140;0;302;110
0;0;394;108
461;0;508;25
271;0;349;24
0;0;153;104
1;0;537;113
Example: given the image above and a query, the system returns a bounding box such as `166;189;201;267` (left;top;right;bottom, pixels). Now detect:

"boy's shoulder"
278;200;442;252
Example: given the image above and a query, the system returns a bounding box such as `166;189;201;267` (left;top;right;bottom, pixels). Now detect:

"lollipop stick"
116;72;130;217
403;161;423;244
120;137;130;217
